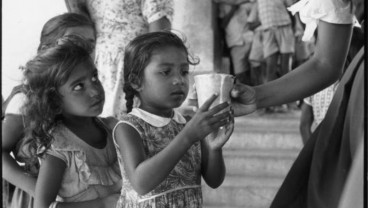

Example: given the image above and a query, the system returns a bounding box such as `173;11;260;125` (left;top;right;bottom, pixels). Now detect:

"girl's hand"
205;113;234;150
183;94;232;143
101;193;119;208
230;83;257;116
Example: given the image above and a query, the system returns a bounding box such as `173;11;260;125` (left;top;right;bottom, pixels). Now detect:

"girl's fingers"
207;111;231;125
198;93;219;112
207;101;230;115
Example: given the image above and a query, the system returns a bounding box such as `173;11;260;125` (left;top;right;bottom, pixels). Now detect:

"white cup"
194;73;234;140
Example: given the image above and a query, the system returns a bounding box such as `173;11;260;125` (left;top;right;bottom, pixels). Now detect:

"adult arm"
148;17;171;32
2;114;37;196
64;0;90;17
254;21;352;108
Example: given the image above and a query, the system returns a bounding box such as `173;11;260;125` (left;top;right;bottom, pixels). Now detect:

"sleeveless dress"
113;108;203;208
45;117;122;202
270;1;363;207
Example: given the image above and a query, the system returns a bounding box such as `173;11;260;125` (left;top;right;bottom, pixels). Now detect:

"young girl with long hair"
2;13;96;208
22;35;120;208
112;31;234;207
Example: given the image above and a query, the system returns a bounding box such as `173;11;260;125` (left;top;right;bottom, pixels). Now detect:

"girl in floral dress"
112;31;234;207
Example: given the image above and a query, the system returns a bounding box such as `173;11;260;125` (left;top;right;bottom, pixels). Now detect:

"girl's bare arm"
2;114;37;196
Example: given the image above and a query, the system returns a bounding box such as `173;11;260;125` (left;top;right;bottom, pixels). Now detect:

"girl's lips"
91;99;103;107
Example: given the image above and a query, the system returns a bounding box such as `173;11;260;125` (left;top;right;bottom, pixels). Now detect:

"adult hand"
230;83;257;116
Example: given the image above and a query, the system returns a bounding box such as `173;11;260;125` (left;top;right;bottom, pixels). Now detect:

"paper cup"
194;73;234;109
194;73;234;140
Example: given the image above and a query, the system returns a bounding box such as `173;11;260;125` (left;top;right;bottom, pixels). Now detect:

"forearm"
148;17;171;32
201;140;225;188
255;21;352;108
2;153;37;197
129;131;193;194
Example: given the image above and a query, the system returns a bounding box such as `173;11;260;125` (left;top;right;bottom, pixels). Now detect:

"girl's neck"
61;115;96;128
61;115;107;149
138;105;174;118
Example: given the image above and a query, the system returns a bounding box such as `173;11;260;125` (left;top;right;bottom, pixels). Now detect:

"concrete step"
223;149;299;176
202;174;282;208
225;111;304;150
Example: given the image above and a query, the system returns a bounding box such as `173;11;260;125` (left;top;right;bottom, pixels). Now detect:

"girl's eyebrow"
68;68;97;87
69;75;86;87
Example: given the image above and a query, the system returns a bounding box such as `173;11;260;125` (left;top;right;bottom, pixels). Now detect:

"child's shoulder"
98;116;119;130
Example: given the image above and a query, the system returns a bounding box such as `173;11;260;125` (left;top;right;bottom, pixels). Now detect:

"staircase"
202;110;304;208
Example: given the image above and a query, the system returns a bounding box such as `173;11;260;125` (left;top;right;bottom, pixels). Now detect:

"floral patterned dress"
112;108;203;208
82;0;174;119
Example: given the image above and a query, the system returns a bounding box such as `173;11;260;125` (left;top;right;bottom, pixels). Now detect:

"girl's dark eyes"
160;69;170;76
181;69;189;76
73;83;84;91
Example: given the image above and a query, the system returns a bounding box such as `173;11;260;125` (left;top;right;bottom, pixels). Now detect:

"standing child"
112;31;234;207
2;13;96;208
22;35;121;208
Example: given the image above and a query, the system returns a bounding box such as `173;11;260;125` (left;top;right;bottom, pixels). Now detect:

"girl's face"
58;59;105;118
138;46;189;116
64;26;96;57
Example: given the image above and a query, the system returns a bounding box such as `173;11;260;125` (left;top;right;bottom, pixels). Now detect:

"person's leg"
265;53;279;82
230;43;252;85
280;52;293;76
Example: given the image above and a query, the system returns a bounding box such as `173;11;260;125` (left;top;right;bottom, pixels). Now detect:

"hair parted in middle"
123;30;200;113
22;35;95;159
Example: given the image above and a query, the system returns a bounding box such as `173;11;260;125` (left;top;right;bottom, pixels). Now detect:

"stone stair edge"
202;173;285;188
222;148;301;158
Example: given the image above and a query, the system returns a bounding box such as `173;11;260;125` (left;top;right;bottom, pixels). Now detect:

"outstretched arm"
254;21;352;108
114;94;232;195
201;116;234;188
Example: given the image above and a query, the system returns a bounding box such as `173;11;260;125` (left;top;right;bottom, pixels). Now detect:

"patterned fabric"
288;0;354;41
257;0;296;29
45;117;122;202
84;0;174;119
113;108;203;208
303;82;338;128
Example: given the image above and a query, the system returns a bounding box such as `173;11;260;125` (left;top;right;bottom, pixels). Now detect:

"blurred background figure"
215;0;257;85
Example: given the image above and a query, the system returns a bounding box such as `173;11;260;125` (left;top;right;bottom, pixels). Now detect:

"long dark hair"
23;35;94;158
123;31;200;113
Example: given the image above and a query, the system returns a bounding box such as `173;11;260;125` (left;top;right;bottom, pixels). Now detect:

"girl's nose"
89;85;100;98
173;74;185;85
